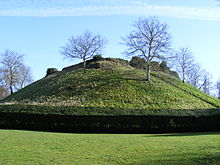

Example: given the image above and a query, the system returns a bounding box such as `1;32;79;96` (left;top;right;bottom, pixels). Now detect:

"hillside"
1;58;220;110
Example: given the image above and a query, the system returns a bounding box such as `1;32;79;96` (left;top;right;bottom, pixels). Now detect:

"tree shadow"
145;132;220;137
126;154;220;165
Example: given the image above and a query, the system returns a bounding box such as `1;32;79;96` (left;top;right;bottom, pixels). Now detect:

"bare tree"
0;49;33;94
0;50;23;94
174;47;194;83
0;79;9;99
122;17;172;81
186;62;204;88
200;71;213;95
217;81;220;98
0;86;9;99
15;64;33;90
60;30;106;68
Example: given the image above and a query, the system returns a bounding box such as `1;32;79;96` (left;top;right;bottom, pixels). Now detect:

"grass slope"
152;72;220;108
1;58;219;110
0;130;219;165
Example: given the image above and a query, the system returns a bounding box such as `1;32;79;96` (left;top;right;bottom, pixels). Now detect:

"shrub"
0;105;219;133
129;56;147;69
160;61;169;73
170;71;180;79
46;68;58;76
105;58;129;66
93;54;103;61
130;57;164;72
150;61;161;71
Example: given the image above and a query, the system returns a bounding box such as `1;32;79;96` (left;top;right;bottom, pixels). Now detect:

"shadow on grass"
145;132;220;137
127;154;220;165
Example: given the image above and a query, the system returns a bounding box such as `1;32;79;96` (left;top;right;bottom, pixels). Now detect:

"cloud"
0;0;219;20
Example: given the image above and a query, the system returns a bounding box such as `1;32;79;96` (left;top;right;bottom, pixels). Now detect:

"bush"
93;55;103;61
105;58;129;66
0;110;219;133
46;68;58;76
170;71;180;78
150;61;161;71
129;56;147;69
160;61;169;73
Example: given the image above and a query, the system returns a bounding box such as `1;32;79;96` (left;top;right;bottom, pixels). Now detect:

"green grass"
151;72;220;108
0;130;219;165
1;59;219;110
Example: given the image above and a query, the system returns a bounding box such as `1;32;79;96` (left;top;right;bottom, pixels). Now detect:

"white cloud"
0;0;219;20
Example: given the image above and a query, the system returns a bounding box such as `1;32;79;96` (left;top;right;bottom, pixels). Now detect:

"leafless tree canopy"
199;71;214;95
122;17;172;81
174;47;194;83
0;49;33;94
217;81;220;98
0;80;9;99
15;64;33;90
60;30;106;68
186;62;204;88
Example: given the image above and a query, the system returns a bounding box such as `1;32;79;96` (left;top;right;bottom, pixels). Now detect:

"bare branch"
122;17;172;81
60;30;106;68
0;49;33;94
173;47;194;83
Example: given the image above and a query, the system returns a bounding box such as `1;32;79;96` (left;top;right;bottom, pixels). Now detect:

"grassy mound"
1;58;219;111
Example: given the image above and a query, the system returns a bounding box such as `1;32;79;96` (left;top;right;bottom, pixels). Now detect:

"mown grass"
1;60;218;110
0;129;219;165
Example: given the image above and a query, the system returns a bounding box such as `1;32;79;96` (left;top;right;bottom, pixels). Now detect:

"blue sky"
0;0;220;84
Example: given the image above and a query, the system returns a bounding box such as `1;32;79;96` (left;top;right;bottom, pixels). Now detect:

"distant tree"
199;71;213;95
0;49;33;94
122;17;172;81
60;30;106;68
0;86;8;99
174;47;194;83
187;62;204;88
0;79;9;99
15;64;33;90
217;81;220;98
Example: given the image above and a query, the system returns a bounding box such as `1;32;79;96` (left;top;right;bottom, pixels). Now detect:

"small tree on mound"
60;30;106;68
122;17;172;81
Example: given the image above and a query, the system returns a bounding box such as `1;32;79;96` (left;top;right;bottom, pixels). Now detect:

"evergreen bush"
46;68;58;76
129;56;147;69
93;54;103;61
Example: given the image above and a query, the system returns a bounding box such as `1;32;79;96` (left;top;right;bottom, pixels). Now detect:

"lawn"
0;130;219;165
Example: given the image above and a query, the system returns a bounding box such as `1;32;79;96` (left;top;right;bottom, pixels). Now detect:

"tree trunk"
146;62;150;81
182;70;185;83
10;86;13;94
83;59;86;68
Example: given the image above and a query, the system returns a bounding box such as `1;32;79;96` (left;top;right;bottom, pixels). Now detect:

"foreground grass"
0;130;219;165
